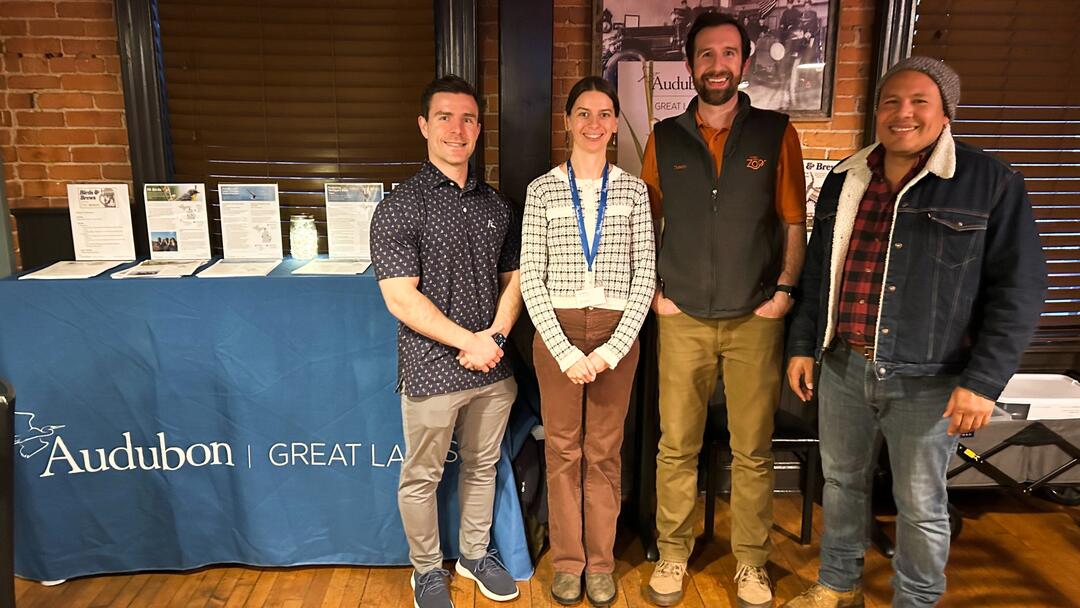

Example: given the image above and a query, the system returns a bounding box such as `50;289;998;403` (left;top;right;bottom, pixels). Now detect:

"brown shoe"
585;573;617;607
646;560;686;606
782;583;864;608
735;563;773;607
551;572;582;605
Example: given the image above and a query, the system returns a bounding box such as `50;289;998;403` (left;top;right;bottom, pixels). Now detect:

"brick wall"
479;0;499;187
551;0;876;164
0;0;131;266
551;0;592;165
798;0;875;159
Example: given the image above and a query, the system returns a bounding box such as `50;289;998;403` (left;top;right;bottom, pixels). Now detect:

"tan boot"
551;572;582;605
585;573;617;607
734;563;773;607
646;560;686;606
782;583;864;608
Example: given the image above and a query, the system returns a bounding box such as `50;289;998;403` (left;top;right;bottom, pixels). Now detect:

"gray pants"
397;377;517;572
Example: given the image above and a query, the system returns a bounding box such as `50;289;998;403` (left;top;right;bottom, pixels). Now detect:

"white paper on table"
67;184;136;261
143;183;212;260
111;259;207;279
291;259;370;275
324;183;382;260
217;184;283;260
195;259;280;278
19;260;123;280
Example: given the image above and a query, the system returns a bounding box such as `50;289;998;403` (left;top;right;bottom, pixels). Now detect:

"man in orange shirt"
640;12;806;608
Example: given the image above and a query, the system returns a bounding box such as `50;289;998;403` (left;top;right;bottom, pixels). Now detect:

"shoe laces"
656;560;686;578
472;548;509;574
807;584;833;600
416;568;450;598
734;563;769;586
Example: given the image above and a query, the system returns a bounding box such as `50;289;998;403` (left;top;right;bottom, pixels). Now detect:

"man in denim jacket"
784;57;1046;608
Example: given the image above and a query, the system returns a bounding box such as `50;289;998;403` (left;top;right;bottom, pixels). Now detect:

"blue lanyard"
567;160;609;272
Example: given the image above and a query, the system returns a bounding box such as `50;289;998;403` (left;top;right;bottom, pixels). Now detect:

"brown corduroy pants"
533;308;640;575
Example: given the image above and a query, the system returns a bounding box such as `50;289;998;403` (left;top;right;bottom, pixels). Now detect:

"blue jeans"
817;343;960;607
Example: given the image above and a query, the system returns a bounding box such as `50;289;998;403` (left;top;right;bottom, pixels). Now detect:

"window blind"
913;0;1080;347
156;0;436;254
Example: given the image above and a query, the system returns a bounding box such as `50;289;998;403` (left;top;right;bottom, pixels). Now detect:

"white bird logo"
14;411;66;459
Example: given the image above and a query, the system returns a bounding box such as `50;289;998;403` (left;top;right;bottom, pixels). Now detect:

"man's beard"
693;69;740;106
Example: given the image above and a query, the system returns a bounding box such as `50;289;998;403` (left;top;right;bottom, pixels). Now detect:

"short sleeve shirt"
370;162;520;398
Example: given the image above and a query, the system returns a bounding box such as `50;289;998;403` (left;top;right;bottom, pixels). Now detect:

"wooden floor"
13;491;1080;607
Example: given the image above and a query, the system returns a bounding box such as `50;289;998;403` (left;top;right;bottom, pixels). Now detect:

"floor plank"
12;491;1080;606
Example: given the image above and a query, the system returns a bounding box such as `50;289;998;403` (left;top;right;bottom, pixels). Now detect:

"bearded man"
639;11;808;608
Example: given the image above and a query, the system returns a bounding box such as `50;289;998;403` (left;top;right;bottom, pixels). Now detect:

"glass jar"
289;214;318;260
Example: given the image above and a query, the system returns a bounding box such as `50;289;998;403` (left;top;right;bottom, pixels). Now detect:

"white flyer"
217;184;283;260
143;183;211;260
111;259;207;279
324;183;383;260
19;260;122;280
292;259;371;275
196;259;280;278
66;184;136;261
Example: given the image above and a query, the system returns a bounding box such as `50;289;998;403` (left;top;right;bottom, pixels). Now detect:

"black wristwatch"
775;284;796;299
491;332;507;348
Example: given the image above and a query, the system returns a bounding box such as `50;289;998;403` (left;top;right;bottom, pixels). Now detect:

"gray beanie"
875;56;961;120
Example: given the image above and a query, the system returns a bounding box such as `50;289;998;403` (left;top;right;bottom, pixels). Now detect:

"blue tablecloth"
0;260;533;581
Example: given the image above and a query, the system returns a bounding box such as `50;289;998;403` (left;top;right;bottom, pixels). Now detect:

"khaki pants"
655;311;783;566
397;377;517;573
533;308;640;575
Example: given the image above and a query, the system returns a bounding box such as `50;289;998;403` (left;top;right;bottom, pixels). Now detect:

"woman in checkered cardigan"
520;76;655;607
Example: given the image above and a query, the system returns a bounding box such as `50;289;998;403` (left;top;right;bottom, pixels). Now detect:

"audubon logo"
41;432;235;477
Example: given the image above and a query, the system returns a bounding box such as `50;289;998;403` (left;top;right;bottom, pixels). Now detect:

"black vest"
655;93;789;318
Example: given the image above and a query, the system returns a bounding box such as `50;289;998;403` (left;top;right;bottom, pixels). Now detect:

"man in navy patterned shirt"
371;75;523;608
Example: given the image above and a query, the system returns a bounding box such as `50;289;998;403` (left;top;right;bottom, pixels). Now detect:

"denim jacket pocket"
812;209;837;235
927;208;988;269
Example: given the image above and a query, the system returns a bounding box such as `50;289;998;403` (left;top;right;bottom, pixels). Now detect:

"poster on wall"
803;158;839;233
596;0;838;173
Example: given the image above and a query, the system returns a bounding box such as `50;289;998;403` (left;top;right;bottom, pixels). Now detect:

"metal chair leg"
800;443;819;545
704;441;718;543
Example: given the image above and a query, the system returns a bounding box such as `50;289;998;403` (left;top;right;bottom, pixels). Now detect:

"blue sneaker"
411;568;454;608
455;549;520;601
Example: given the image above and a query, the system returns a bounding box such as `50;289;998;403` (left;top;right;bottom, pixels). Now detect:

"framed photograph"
593;0;839;171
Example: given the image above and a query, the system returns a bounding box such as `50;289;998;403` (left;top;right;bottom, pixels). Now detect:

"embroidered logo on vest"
673;163;687;171
746;156;767;170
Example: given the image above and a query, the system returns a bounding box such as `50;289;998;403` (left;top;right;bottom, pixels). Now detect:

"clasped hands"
456;328;504;373
565;352;610;385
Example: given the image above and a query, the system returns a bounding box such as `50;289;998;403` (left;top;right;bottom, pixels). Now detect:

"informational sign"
218;184;283;260
66;184;136;261
143;183;211;260
803;158;839;232
324;183;383;260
